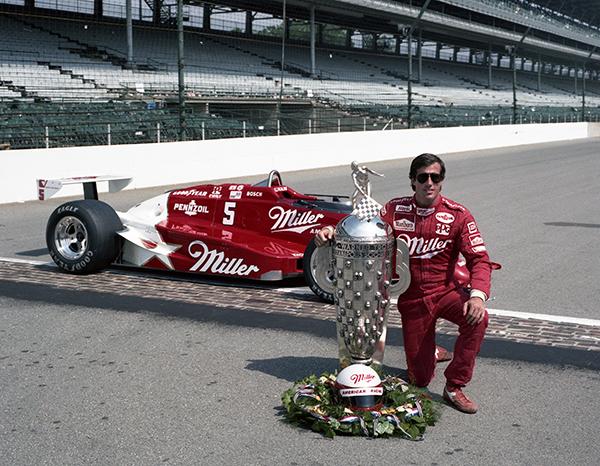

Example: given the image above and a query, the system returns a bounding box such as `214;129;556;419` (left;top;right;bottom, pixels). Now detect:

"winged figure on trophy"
350;161;384;221
313;161;411;368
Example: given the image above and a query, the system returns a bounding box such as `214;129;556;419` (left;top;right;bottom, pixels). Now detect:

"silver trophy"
314;162;411;368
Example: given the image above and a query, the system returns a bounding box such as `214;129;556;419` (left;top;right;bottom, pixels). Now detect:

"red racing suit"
381;194;492;388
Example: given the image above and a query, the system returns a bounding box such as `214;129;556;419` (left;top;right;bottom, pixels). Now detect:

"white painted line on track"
277;286;600;327
277;287;314;295
486;308;600;327
0;256;54;266
1;256;599;327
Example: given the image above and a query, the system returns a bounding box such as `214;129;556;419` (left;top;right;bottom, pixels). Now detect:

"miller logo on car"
38;169;354;303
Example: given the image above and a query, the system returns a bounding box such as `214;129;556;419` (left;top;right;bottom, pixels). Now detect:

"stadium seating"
1;12;599;149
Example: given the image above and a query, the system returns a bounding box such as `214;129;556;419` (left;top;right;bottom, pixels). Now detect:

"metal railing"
1;102;598;150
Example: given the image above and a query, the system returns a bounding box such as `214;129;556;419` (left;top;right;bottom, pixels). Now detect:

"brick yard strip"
0;258;598;352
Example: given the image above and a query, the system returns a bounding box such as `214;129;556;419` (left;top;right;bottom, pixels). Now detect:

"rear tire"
46;200;122;274
303;237;335;303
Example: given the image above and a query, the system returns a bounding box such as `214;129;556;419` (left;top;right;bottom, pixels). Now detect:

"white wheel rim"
54;216;88;260
310;245;335;295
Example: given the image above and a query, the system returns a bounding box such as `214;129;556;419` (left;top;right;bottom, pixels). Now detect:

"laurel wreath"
281;371;439;439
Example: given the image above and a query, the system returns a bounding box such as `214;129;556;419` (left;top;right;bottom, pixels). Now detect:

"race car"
38;171;351;301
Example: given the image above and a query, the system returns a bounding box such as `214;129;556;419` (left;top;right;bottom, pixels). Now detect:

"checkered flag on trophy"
352;195;383;221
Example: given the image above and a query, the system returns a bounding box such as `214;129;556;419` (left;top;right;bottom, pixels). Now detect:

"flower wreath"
281;371;439;439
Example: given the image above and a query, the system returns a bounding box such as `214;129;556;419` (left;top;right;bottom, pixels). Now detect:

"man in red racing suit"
317;153;492;414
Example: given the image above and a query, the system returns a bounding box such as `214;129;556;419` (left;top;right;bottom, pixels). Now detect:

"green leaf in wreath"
375;419;392;436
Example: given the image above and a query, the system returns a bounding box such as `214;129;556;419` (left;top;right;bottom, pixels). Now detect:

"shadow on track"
1;280;598;372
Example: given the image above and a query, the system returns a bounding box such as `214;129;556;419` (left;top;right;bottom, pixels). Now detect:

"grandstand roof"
211;0;600;67
544;0;600;29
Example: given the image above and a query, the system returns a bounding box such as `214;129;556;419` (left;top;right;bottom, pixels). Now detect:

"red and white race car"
38;171;351;301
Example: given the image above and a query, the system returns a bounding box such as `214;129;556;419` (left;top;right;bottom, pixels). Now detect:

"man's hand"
463;297;486;325
315;225;335;247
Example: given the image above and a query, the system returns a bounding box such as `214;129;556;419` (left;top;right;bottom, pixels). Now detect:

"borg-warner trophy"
313;162;411;368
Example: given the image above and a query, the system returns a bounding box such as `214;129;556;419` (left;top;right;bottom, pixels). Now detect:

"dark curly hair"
409;153;445;191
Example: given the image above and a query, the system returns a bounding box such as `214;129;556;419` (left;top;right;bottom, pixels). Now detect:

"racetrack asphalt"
0;138;599;464
1;137;598;318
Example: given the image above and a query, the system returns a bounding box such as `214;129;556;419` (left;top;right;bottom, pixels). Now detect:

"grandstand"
1;0;599;149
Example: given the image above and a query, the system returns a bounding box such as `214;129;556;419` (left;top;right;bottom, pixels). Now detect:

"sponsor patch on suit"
436;223;451;236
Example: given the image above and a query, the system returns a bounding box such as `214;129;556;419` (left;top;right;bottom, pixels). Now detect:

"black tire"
303;237;335;303
46;200;122;274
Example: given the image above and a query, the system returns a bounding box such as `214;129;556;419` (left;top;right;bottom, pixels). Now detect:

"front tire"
46;200;122;274
303;237;335;303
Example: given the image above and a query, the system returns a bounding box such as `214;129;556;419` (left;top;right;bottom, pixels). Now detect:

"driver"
316;153;492;414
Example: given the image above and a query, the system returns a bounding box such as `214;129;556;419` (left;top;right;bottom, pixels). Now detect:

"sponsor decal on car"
469;234;484;246
246;191;263;197
435;212;455;224
140;239;158;249
436;223;451;236
171;189;208;197
188;240;259;275
229;191;242;200
273;186;288;192
467;221;478;234
395;204;413;213
229;185;244;191
209;187;223;199
397;234;453;259
393;218;415;231
264;241;303;257
269;206;324;233
417;207;435;216
174;200;209;216
472;245;487;253
57;205;79;214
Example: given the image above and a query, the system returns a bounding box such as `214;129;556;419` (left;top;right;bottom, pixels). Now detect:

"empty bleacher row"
2;14;598;110
1;13;599;149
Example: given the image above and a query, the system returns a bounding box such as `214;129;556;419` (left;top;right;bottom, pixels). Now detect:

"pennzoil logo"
269;206;324;233
435;212;455;224
174;200;209;216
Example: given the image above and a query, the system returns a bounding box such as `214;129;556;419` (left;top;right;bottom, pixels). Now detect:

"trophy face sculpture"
314;162;411;368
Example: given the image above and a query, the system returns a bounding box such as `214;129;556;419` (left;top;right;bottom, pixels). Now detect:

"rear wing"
37;175;133;201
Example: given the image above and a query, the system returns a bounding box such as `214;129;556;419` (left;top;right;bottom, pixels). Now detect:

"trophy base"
350;357;373;366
